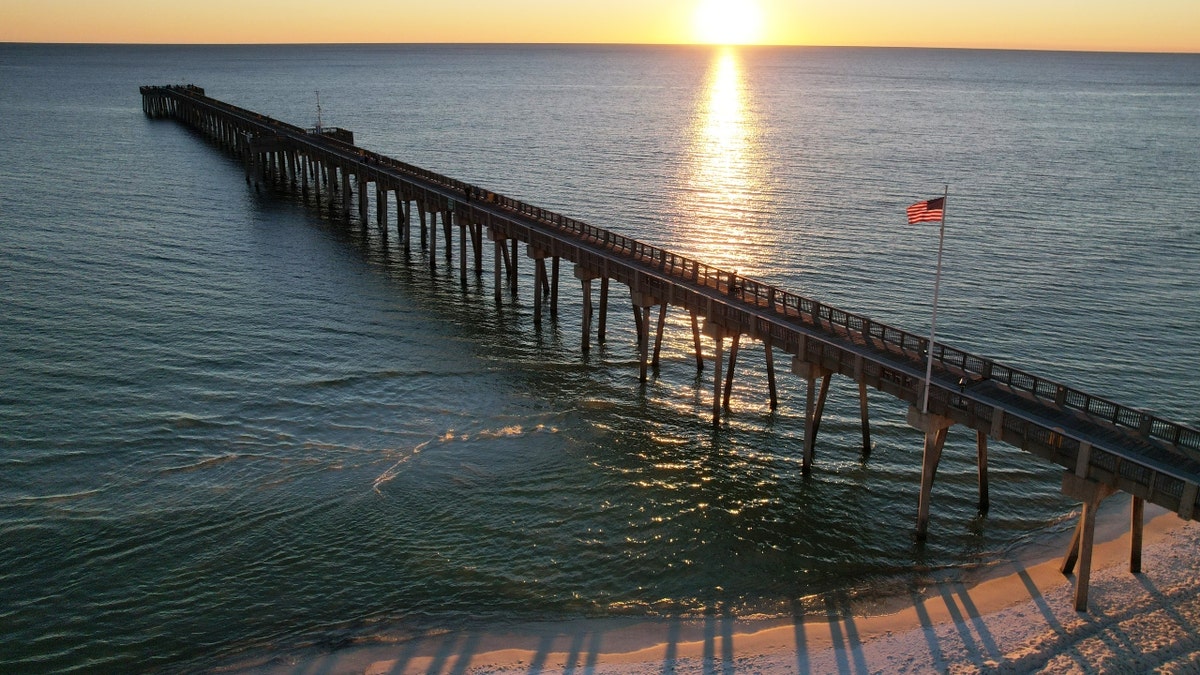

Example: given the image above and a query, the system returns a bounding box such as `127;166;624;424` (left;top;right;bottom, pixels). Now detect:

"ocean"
1;43;1197;672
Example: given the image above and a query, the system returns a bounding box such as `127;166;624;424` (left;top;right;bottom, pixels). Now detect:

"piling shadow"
822;592;869;674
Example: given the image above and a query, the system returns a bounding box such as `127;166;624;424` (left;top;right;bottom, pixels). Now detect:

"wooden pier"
142;84;1200;611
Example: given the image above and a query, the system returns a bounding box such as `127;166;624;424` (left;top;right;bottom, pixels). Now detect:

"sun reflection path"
677;48;770;275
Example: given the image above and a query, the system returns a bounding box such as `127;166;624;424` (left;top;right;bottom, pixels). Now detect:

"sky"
3;0;1198;53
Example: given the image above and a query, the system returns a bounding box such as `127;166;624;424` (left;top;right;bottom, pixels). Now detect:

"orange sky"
3;0;1198;53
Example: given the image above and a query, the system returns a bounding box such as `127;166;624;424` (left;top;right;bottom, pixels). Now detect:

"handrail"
142;85;1199;457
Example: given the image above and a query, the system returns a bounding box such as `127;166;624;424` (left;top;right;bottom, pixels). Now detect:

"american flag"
906;197;945;224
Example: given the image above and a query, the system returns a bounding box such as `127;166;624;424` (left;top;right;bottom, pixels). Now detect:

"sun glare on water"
693;0;765;45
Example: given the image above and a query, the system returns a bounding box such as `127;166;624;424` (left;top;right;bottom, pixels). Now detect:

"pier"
142;84;1200;611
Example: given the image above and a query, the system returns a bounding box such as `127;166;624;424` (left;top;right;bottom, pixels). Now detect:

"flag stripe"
907;197;945;224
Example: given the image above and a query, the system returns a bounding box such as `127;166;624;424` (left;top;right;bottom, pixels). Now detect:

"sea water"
1;44;1198;672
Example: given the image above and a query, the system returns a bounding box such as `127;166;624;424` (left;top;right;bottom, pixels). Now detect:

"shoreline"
228;502;1200;673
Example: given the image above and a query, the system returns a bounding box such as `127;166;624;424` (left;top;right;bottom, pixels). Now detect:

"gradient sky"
3;0;1198;53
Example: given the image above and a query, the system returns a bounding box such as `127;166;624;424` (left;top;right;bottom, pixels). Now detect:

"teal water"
1;44;1198;672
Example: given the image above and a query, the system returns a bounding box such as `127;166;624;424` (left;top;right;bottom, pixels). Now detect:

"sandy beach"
234;503;1200;674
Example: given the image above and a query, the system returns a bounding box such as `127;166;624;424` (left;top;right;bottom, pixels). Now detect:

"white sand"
237;510;1200;674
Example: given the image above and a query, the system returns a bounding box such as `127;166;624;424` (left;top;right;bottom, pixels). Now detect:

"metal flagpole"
922;184;949;414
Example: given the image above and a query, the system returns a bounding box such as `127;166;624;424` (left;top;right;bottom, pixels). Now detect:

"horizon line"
4;40;1199;56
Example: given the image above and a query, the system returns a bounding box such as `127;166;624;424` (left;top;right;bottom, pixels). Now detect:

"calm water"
1;44;1198;672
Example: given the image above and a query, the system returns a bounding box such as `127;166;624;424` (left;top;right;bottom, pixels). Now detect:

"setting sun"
693;0;765;45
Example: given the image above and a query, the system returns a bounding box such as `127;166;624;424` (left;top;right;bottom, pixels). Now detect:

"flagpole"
922;184;949;414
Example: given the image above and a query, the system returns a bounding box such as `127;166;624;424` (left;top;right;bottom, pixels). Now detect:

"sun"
692;0;765;45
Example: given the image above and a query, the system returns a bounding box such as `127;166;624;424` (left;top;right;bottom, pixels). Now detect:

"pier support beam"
429;209;438;268
1060;472;1119;612
489;228;507;303
652;303;668;368
764;337;778;411
858;382;872;459
399;195;411;249
471;222;484;276
509;239;518;296
528;246;550;323
977;429;990;514
419;203;428;249
286;151;297;188
598;278;610;344
907;407;955;539
630;291;662;382
690;311;704;373
793;359;833;475
377;185;387;230
575;266;601;354
358;174;369;223
550;257;560;318
723;332;742;411
1130;495;1144;574
460;215;468;284
702;319;728;426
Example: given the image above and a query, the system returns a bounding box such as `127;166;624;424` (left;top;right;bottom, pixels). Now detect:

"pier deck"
141;84;1200;610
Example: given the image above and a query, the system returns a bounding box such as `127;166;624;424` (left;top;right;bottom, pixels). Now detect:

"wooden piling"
509;238;518;296
631;302;644;348
598;277;610;344
400;196;411;249
581;279;593;353
794;359;831;475
652;304;667;368
575;265;599;354
907;406;955;539
472;223;484;275
630;292;659;382
528;246;549;323
430;209;438;268
1130;495;1144;574
723;333;741;412
550;257;560;318
358;174;369;223
638;305;651;381
858;381;872;458
812;372;831;441
765;337;778;410
459;214;468;283
533;260;544;322
341;169;351;218
489;229;505;303
1060;472;1119;611
977;429;990;514
377;185;386;229
712;330;724;426
419;203;428;249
